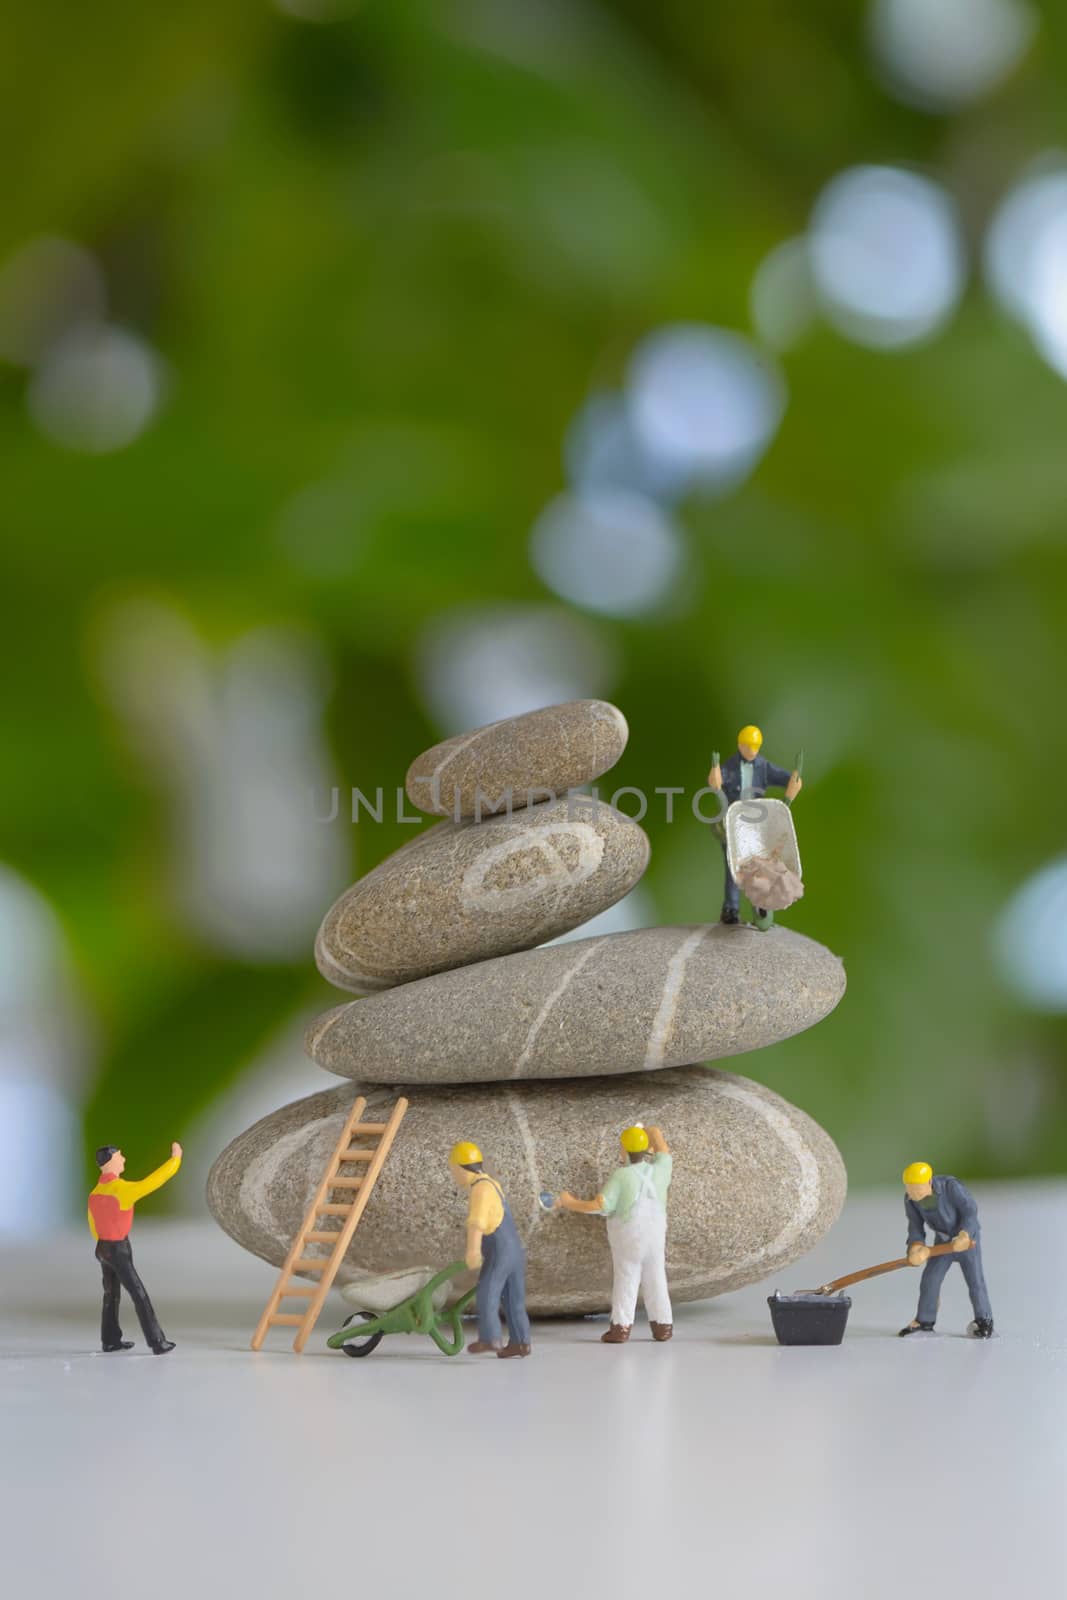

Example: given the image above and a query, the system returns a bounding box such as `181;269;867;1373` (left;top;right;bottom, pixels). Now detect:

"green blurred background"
3;0;1067;1227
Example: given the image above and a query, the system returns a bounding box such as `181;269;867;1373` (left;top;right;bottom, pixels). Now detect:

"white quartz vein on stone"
238;1117;333;1248
552;706;574;776
508;940;602;1078
460;820;605;913
314;928;388;991
304;1004;347;1056
428;724;486;784
505;1086;545;1235
643;925;712;1070
592;700;628;762
667;1081;823;1292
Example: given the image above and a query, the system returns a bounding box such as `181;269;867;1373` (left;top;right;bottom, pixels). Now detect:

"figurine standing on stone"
88;1141;182;1354
448;1139;532;1359
210;699;849;1323
708;725;802;925
898;1162;993;1338
556;1123;674;1344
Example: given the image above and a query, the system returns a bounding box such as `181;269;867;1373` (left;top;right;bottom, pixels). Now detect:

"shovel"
768;1240;975;1346
787;748;804;807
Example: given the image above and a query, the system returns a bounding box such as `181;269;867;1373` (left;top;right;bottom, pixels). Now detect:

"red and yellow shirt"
88;1155;181;1241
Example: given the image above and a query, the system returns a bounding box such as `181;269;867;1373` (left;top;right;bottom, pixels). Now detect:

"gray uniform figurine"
899;1163;994;1338
708;726;801;924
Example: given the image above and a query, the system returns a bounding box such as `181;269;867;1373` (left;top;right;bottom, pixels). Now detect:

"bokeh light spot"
565;392;686;502
749;236;817;352
994;856;1067;1011
985;163;1067;380
0;868;86;1234
809;166;965;348
28;325;165;453
530;488;683;617
868;0;1037;113
97;602;346;960
626;324;786;492
415;606;618;734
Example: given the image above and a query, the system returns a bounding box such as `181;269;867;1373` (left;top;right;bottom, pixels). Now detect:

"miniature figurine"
556;1123;673;1344
708;725;802;925
448;1140;531;1358
898;1162;994;1338
88;1141;182;1354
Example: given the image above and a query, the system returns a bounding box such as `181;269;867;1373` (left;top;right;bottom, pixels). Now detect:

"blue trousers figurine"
476;1201;531;1353
449;1141;532;1359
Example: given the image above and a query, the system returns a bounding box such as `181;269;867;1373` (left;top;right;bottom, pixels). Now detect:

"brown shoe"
467;1340;502;1354
650;1322;673;1342
497;1342;531;1358
601;1323;631;1344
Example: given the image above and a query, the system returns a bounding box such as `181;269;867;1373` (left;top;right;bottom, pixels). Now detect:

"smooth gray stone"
405;698;629;820
307;923;846;1081
314;797;650;994
206;1067;848;1315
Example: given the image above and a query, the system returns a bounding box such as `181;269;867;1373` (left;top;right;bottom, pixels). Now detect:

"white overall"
606;1162;672;1328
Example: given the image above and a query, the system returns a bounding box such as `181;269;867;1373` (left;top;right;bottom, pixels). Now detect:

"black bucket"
768;1291;851;1345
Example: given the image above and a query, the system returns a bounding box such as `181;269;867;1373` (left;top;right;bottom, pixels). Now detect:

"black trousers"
95;1237;166;1349
719;836;740;913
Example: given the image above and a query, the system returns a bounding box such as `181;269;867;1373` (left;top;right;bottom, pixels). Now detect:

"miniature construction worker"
448;1140;532;1359
557;1124;673;1344
899;1161;994;1338
88;1142;182;1354
708;725;802;924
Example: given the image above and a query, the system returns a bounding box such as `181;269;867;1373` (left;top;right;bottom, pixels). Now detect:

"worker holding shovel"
553;1124;673;1345
768;1162;993;1345
899;1162;994;1338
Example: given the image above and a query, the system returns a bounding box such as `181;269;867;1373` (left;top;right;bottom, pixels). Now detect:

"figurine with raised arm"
448;1139;531;1359
899;1161;994;1338
555;1123;673;1344
88;1141;182;1354
708;725;802;925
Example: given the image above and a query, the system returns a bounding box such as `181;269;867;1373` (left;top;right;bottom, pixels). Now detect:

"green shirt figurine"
599;1152;673;1222
556;1124;674;1346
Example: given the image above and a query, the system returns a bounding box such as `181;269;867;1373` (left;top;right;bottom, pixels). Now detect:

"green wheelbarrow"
326;1261;477;1359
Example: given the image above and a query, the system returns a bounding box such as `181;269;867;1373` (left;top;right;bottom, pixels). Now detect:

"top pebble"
405;699;629;820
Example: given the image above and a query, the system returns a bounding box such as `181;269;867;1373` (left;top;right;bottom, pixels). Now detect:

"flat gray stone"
315;796;649;994
206;1067;847;1314
308;923;846;1081
405;699;628;820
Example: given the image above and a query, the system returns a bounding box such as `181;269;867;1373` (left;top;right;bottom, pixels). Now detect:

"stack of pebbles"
208;700;848;1316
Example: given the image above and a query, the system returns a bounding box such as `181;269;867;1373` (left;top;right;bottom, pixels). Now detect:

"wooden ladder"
251;1094;408;1353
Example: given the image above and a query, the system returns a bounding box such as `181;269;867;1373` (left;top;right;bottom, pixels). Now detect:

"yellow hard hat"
620;1125;650;1153
449;1140;483;1167
902;1161;933;1185
737;724;763;751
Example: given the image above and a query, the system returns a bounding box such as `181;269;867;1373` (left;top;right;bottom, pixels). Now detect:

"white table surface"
3;1183;1064;1599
